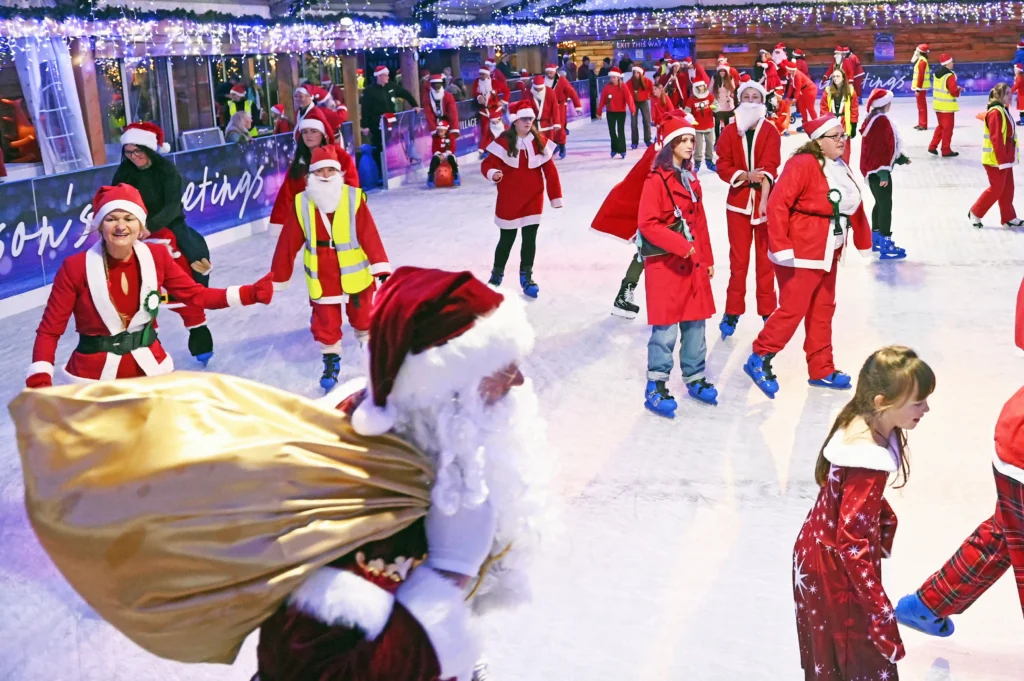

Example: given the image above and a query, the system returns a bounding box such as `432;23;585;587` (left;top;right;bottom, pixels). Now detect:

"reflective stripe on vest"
918;59;932;90
826;91;854;136
295;188;373;299
228;99;259;137
933;73;958;112
982;106;1018;166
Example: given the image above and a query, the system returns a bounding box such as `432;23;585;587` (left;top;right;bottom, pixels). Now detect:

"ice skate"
744;352;779;398
808;371;852;390
488;269;503;287
1004;217;1024;227
871;231;882;252
718;313;739;339
644;380;677;418
453;176;461;187
687;378;718;405
427;178;435;188
520;271;539;299
694;160;702;172
619;152;626;159
320;353;341;391
705;160;716;172
895;593;955;637
188;325;214;367
877;236;907;260
558;144;566;159
942;151;959;158
631;143;638;150
612;282;640;319
968;211;983;228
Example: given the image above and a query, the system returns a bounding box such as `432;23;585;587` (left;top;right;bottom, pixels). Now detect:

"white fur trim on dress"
225;286;243;308
27;361;54;378
396;566;480;681
823;430;899;473
495;213;544;230
93;199;148;228
289;566;396;641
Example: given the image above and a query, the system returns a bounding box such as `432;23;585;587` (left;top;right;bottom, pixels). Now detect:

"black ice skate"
612;282;640;318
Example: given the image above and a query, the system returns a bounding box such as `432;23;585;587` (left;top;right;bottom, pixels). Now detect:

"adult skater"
712;61;737;138
360;65;419;176
270;103;292;135
773;59;793;136
425;73;460;187
629;65;654;148
482;100;563;299
597;68;636;159
929;53;961;157
792;48;811;77
1013;63;1024;125
744;114;873;398
26;184;272;388
794;346;935;681
820;68;859;164
785;61;817;134
684;78;715;171
651;82;674;127
658;59;686;108
844;45;866;102
473;65;511;155
860;88;911;260
969;83;1023;229
271;146;390;390
544;64;581;159
638;115;717;415
715;77;781;340
428;117;460;188
911;43;931;130
112;122;218;364
529;75;561;142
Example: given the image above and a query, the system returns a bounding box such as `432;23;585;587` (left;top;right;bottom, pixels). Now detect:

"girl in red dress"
860;88;912;260
481;100;563;299
793;346;934;681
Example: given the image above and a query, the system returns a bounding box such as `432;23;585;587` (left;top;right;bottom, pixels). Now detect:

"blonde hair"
828;69;852;102
990;82;1012;106
814;346;935;488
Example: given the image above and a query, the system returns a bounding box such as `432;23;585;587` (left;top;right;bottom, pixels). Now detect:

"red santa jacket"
794;57;810;77
529;86;561;136
683;93;714;131
629;75;655;103
481;133;563;230
845;52;866;96
1013;72;1024;109
638;165;715;326
715;118;782;225
786;70;816;102
859;112;905;177
274;118;294;135
658;69;687;107
760;61;782;96
472;77;510;121
271;187;390;303
424;90;459;136
982;104;1018;169
591;144;659;243
597;81;636;115
549;77;581;145
28;241;261;386
651;94;673;128
766;153;872;270
431;131;457;157
269;144;359;230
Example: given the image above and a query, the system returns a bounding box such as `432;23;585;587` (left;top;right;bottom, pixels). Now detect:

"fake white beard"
306;173;344;213
431;88;444;102
479;78;492;98
772;51;785;65
735;102;766;132
544;76;554;88
392;378;552;614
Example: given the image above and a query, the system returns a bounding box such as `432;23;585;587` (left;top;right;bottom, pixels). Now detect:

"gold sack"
9;372;433;664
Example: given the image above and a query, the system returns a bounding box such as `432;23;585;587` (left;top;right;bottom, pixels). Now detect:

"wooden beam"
277;52;300;119
342;52;362;147
70;38;107;167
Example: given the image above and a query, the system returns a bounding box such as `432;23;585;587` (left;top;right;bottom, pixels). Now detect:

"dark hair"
712;69;735;96
827;69;852;103
632;70;647;90
500;122;545;157
791;139;825;163
120;143;166;171
652;134;694;173
288;132;330;179
814;346;936;488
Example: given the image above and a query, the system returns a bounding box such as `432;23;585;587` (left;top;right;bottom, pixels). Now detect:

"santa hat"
374;65;388;78
230;83;246;98
680;56;694;67
429;73;444;84
608;67;622;77
270;103;284;116
295;107;334;141
804;114;843;140
91;184;147;229
691;78;710;94
485;59;496;68
774;42;787;51
793;49;806;58
545;63;558;73
784;60;797;71
520;69;529;76
309;145;342;173
940;53;953;66
660;115;696;147
716;57;730;69
717;54;729;64
120;121;170;154
1018;40;1024;50
294;85;310;97
356;68;364;75
865;88;893;110
350;267;534;437
532;75;545;89
436;116;450;129
508;99;537;123
632;65;645;74
309;85;330;104
1016;63;1024;73
320;77;332;86
737;74;767;100
479;67;491;76
834;45;846;54
916;43;930;53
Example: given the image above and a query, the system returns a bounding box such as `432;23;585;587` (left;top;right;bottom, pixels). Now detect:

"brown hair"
632;70;647;91
500;122;545;157
990;82;1012;106
652;134;694;173
827;69;852;103
791;139;825;163
814;346;936;488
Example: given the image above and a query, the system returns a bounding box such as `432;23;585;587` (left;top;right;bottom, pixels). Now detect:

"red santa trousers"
795;93;816;128
929;112;956;154
774;99;791;135
917;468;1024;619
309;288;373;350
752;251;840;380
150;227;206;329
970;166;1017;224
725;212;777;317
916;91;929;128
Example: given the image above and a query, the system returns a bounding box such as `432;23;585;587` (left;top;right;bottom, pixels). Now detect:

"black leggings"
623;252;644;286
493;225;539;273
428;155;458;179
868;174;893;237
714;111;735;140
606;111;627;154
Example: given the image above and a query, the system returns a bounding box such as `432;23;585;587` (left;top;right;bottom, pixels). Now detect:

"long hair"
288;133;326;179
989;82;1012;108
631;71;647;91
500;122;545;157
652;134;694;173
712;69;735;96
791;138;825;164
814;346;936;488
827;69;852;103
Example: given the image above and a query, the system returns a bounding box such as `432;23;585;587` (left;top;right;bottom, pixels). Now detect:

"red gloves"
26;373;53;389
241;273;275;306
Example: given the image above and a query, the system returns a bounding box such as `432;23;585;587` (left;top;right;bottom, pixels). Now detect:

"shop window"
124;56;174;150
95;57;126;159
0;51;41;173
212;55;278;133
171;56;215;134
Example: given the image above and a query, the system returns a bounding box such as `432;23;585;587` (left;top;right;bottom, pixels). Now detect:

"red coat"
637;165;715;325
431;131;457;157
269;144;359;230
597;81;636;115
28;241;259;385
766;153;872;270
793;426;905;679
820;87;860;137
528;86;561;137
550;76;581;145
787;70;816;102
591;144;659;242
629;76;655;103
795;58;810;77
274;118;294;135
658;70;687;107
683;94;714;131
481;134;563;230
860;113;904;177
271;189;390;303
845;53;866;96
472;78;509;149
424;91;459;136
982;105;1018;169
715;119;782;225
1013;73;1024;109
651;95;673;128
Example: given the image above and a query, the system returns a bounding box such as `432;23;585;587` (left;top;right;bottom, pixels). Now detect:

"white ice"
1;96;1023;680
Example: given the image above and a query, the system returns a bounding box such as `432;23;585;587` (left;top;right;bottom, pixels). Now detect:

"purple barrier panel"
807;61;1014;97
383;109;432;181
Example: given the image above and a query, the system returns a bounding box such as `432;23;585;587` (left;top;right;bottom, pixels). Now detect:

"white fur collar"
823;422;899;472
288;566;396;641
483;137;556;170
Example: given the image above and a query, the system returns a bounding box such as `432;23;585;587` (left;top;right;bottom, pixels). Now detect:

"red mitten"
26;373;53;389
240;273;275;305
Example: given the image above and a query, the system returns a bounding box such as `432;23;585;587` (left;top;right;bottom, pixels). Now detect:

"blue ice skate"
645;380;677;418
453;176;461;187
619;152;627;159
694;160;702;172
719;313;739;339
195;351;213;367
808;371;852;390
488;270;503;287
188;326;214;367
320;353;341;391
558;145;566;159
872;231;882;252
705;160;717;172
878;236;907;260
744;352;779;398
427;179;435;188
520;272;539;298
895;593;955;637
687;378;719;405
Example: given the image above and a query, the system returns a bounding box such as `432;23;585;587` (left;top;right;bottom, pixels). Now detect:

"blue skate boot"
694;160;702;172
687;378;719;405
895;593;955;637
427;177;435;188
644;380;677;418
520;271;539;298
808;371;852;390
619;152;627;159
744;352;779;398
871;231;882;251
488;269;503;287
706;160;717;172
320;353;341;391
558;144;566;159
453;175;461;187
878;236;906;260
188;325;214;367
719;313;739;339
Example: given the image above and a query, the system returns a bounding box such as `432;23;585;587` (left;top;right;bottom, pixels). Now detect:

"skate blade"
611;308;637;319
644;403;676;419
743;363;777;399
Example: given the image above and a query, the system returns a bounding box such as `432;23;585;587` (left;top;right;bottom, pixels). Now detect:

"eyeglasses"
124;147;147;158
820;133;849;142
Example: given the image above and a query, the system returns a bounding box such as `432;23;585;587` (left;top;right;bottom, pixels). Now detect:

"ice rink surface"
2;96;1023;680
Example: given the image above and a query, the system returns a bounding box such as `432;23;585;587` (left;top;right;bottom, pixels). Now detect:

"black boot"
320;353;341;391
488;269;504;286
188;325;214;366
612;281;640;319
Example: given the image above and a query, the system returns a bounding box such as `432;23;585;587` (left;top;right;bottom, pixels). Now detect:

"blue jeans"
647;320;707;382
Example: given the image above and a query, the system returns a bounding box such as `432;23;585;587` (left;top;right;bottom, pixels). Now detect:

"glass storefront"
211;55;279;133
0;51;41;177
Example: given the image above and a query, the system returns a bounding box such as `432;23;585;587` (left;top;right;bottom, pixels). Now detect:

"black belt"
316;240;333;248
77;322;157;356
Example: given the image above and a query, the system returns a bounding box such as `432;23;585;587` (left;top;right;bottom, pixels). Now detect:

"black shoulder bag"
637;173;695;258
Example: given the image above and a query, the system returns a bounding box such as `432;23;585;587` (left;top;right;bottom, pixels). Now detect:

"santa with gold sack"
11;266;548;681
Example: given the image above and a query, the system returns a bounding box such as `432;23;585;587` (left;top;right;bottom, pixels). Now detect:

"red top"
859;113;901;177
683;94;714;131
274;118;293;135
597;81;636;115
629;76;655;103
424;90;460;136
591;144;659;242
715;119;782;224
481;135;563;230
269;144;359;229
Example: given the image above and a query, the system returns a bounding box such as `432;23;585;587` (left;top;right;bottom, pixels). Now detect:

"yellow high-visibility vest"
982;105;1018;167
295;188;373;299
228;99;259;137
933;73;959;112
913;57;931;91
825;90;854;136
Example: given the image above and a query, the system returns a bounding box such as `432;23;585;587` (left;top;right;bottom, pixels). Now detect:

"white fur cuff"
396;567;480;681
289;567;395;641
486;169;500;182
272;280;290;291
550;198;563;208
226;286;243;308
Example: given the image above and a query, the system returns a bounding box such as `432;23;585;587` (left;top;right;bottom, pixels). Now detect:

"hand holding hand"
191;258;213;275
492;170;504;182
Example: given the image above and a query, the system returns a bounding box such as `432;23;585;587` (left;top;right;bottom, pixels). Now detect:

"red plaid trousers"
918;467;1024;618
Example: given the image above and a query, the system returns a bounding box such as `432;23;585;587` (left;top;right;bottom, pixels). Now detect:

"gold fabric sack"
9;372;433;664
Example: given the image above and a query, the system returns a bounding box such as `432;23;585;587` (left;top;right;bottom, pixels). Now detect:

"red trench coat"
591;144;658;242
637;165;715;326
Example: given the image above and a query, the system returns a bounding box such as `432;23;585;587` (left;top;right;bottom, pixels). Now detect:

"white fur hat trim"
120;126;170;154
92;199;148;228
737;79;767;99
298;117;327;136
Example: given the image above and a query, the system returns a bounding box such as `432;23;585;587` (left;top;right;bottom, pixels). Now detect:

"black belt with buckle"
316;240;333;248
77;322;157;356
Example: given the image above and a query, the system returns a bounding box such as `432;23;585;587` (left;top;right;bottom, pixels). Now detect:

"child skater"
793;346;935;681
482;99;563;299
860;88;911;260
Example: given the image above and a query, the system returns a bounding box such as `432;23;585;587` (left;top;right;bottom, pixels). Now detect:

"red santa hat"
295;106;334;141
865;88;893;110
294;85;311;97
120;121;170;153
229;83;246;98
373;65;388;78
804;114;843;140
270;103;284;116
479;66;491;76
940;53;954;66
680;56;694;68
608;67;623;78
773;42;787;52
660;115;696;147
1016;63;1024;73
532;75;546;89
736;74;767;100
632;65;645;74
717;54;729;64
436;116;450;130
520;68;529;76
916;43;930;53
716;57;730;68
834;45;846;54
793;49;806;58
545;63;558;73
484;59;496;68
508;99;537;123
356;68;364;75
783;60;797;71
350;267;534;437
309;145;342;173
691;78;710;96
91;184;147;229
429;73;445;84
320;77;332;87
1018;40;1024;50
